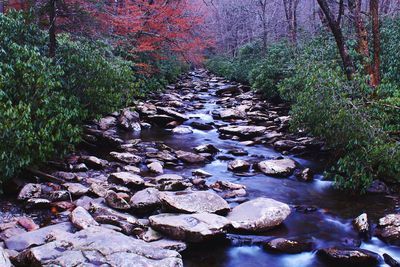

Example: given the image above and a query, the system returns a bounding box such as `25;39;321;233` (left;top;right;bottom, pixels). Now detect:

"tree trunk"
370;0;381;88
283;0;300;44
317;0;355;80
348;0;374;83
49;0;56;58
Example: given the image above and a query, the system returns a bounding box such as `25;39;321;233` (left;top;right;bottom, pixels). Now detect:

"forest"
0;0;400;266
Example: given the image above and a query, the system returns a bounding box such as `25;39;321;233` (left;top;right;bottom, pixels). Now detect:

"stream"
1;69;400;266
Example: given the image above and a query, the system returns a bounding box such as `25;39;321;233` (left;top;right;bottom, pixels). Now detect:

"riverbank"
0;69;399;267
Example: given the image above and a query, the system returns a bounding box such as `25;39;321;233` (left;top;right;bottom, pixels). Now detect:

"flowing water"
136;74;400;267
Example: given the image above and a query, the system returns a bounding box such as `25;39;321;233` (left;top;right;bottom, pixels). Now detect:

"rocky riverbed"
1;69;400;266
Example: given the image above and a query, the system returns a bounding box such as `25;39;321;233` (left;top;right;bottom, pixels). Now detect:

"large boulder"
149;213;230;242
17;183;41;200
220;108;246;120
376;214;400;245
257;158;297;177
172;126;193;135
161;191;230;214
219;125;267;138
317;247;381;266
4;222;74;252
263;238;313;254
118;108;141;131
13;226;183;267
227;198;290;232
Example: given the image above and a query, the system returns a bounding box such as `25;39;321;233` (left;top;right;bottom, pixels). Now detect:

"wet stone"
110;152;142;165
105;190;131;210
130;188;162;213
69;206;99;229
228;160;251;172
257;158;297;177
17;184;41;201
109;172;144;188
264;238;313;254
317;247;381;266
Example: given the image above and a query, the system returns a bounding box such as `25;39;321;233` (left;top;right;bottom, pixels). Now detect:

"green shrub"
0;18;82;183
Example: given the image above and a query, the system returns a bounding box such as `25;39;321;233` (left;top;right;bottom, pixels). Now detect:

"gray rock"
228;160;251;172
0;247;12;267
354;213;369;235
130;188;162;213
18;183;41;200
295;168;314;182
118;108;141;131
105;190;131;210
176;150;207;164
273;140;299;151
220;108;246;120
70;207;99;229
151;239;187;252
216;85;241;96
192;169;212;178
376;214;400;245
80;155;108;169
109;172;144;188
194;144;219;154
227;197;291;232
172;126;193;134
148;162;164;174
257;158;297;177
110;152;142;164
154;174;184;183
264;238;313;254
317;247;381;266
156;107;188;121
161;191;230;214
14;226;183;267
219;125;267;138
149;213;230;242
5;222;74;252
64;183;89;197
97;116;117;130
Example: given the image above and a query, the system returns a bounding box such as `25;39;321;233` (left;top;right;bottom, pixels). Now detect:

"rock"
25;198;51;209
227;198;291;232
257;158;297;177
47;190;70;202
176;150;207;164
148;115;176;126
353;213;369;236
172;126;193;134
13;226;183;267
295;168;314;182
105;190;131;210
194;144;219;154
264;238;313;254
118;108;141;131
211;181;246;191
64;183;89;197
220;108;246;120
80;155;108;169
317;247;381;266
0;247;12;267
148;162;164;174
383;253;400;267
190;121;214;130
161;191;230;214
149;213;230;242
219;125;267;138
157;107;188;121
367;180;389;194
109;172;144;188
227;148;248;156
130;188;162;213
154;174;184;183
70;207;99;229
151;239;187;252
140;228;164;242
376;214;400;245
123;165;141;174
192;169;212;178
157;181;192;192
90;183;108;197
228;160;251;172
17;183;41;200
4;222;74;252
17;217;39;232
110;152;142;165
216;85;241;96
97;116;117;130
273;140;299;151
